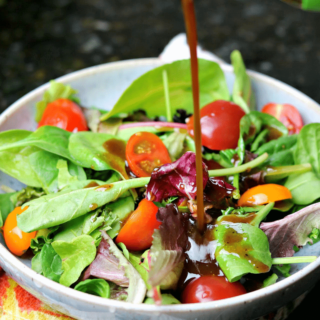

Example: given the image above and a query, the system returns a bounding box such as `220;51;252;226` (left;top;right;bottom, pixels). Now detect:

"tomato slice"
187;100;245;150
261;103;303;135
126;132;172;177
116;199;161;251
3;206;37;256
182;275;246;303
238;184;292;207
38;98;88;132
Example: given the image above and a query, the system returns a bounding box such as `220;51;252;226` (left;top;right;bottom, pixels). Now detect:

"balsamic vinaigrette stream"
177;0;269;295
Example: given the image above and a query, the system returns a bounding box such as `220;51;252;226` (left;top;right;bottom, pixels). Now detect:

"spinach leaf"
17;177;148;232
101;59;229;121
214;222;272;282
0;146;42;187
52;235;96;287
256;135;297;166
0;126;72;160
35;80;78;122
68;132;127;178
74;279;110;298
250;111;288;137
40;244;63;282
144;294;180;305
231;50;255;113
256;135;297;157
30;227;58;253
29;152;86;193
285;171;320;205
0;192;16;227
294;123;320;176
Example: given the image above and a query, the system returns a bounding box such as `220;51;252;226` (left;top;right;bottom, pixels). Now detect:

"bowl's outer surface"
1;58;320;320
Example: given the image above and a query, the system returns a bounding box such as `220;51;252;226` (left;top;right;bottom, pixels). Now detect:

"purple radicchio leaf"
204;177;235;209
83;238;129;287
146;151;209;202
148;203;189;290
260;203;320;258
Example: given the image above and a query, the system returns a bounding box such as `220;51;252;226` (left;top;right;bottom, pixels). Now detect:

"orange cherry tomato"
261;103;303;135
116;199;161;251
182;276;246;303
3;206;37;256
126;132;172;177
187;100;246;150
38;98;88;132
238;184;292;207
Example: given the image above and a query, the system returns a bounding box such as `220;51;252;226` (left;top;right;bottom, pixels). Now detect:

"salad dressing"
103;139;129;179
181;0;205;232
84;181;99;188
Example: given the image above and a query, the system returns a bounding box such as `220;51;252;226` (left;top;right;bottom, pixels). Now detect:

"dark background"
0;0;319;318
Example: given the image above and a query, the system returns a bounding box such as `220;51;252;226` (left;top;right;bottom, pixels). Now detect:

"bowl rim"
1;57;320;315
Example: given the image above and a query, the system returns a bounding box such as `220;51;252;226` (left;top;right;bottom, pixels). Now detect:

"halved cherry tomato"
187;100;245;150
126;132;171;177
116;199;161;251
261;103;303;135
238;184;292;207
182;275;246;303
3;206;37;256
38;98;88;132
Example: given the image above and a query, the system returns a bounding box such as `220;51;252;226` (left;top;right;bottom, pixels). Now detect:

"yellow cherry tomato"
238;184;292;207
3;206;36;256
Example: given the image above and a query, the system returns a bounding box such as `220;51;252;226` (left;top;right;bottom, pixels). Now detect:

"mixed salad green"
0;50;320;305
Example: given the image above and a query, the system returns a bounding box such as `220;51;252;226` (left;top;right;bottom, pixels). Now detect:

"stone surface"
0;0;320;318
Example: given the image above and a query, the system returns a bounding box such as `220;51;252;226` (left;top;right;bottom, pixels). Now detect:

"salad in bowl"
0;51;319;309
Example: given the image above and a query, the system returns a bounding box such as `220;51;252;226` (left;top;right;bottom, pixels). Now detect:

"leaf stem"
264;163;312;182
272;256;317;264
162;70;172;122
250;202;274;227
208;153;269;177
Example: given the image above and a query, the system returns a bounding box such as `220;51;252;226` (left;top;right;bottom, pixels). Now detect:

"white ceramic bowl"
1;58;320;320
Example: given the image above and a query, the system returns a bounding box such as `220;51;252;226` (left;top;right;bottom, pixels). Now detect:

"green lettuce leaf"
35;80;78;122
214;222;272;282
101;59;229;121
52;235;96;287
30;227;58;253
40;244;63;282
231;50;255;113
17;177;148;232
100;231;146;303
148;204;188;295
162;131;187;161
74;279;110;298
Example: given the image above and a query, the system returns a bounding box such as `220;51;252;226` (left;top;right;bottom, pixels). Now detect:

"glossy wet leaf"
214;222;272;282
40;244;63;282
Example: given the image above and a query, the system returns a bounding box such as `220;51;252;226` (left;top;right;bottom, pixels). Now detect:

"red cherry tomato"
38;98;88;132
116;199;161;251
3;206;37;256
261;103;303;135
182;275;246;303
126;132;172;177
187;100;246;150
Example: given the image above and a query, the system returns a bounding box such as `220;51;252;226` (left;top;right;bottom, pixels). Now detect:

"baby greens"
101;59;230;121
